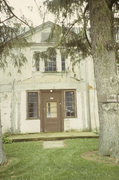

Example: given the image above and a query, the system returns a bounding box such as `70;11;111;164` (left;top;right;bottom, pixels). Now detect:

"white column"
65;56;71;72
40;59;45;72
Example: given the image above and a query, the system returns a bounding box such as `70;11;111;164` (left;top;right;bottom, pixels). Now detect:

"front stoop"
7;132;99;142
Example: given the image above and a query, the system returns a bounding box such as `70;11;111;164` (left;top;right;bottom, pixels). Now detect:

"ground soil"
81;151;119;166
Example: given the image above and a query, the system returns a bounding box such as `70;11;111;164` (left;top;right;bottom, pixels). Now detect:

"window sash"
27;92;39;119
45;57;56;72
61;55;66;71
65;91;76;117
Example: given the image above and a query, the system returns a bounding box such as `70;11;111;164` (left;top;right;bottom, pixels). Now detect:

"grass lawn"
0;139;119;180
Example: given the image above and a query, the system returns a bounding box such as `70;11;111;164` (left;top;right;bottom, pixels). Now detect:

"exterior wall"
0;23;99;134
20;91;40;133
0;92;11;133
0;58;99;133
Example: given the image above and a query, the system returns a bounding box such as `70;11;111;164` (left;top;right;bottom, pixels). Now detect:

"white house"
0;21;99;133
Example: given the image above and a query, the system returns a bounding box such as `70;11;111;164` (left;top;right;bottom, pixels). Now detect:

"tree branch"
83;4;91;48
2;0;31;28
63;19;79;37
0;15;14;24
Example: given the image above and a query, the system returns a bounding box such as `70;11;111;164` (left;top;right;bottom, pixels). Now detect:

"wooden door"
40;90;63;132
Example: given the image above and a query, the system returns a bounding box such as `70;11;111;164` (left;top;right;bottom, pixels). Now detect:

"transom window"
65;91;76;117
45;56;56;72
27;92;38;119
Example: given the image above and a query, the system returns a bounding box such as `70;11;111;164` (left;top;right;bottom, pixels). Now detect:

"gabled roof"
21;21;60;39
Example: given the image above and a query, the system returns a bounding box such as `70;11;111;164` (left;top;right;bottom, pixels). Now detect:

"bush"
2;133;13;144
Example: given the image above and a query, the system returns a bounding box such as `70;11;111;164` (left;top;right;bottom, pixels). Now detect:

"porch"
7;131;99;142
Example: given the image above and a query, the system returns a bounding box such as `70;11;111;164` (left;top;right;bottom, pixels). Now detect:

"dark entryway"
40;90;64;132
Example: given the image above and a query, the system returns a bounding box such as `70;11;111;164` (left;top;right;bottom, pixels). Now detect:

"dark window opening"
114;26;119;41
33;52;40;71
61;55;65;71
27;92;38;119
35;59;40;71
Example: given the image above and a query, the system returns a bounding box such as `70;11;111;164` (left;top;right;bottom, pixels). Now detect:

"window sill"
26;118;40;120
65;116;77;119
33;71;67;74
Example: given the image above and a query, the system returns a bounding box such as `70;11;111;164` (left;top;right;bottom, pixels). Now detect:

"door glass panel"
47;102;57;118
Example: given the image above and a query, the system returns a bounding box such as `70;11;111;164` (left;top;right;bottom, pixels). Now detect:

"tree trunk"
89;0;119;161
0;110;7;165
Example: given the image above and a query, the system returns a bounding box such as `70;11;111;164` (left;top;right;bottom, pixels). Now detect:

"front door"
40;90;63;132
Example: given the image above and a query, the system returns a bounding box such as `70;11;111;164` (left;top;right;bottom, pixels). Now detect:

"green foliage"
0;0;30;70
0;139;119;180
43;0;91;63
33;47;57;62
44;0;85;17
44;0;119;63
2;133;12;144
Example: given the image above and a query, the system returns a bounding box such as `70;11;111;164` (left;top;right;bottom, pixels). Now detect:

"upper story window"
61;55;66;71
35;59;40;71
33;50;67;72
45;56;56;72
114;26;119;41
33;52;40;71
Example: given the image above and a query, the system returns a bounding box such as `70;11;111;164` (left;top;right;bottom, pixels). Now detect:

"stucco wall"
0;23;99;134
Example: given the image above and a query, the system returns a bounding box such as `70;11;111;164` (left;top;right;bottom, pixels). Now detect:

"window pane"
33;52;40;71
35;59;40;71
115;26;119;41
45;56;56;72
65;91;75;117
47;102;57;118
27;92;38;118
61;55;65;71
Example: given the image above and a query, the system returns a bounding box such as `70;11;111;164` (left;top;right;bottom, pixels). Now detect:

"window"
33;52;40;71
27;92;38;119
41;32;50;42
115;26;119;41
65;91;76;117
45;56;56;72
47;102;57;118
35;59;40;71
61;55;66;71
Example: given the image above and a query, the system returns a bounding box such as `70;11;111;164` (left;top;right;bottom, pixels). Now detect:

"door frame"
40;89;64;132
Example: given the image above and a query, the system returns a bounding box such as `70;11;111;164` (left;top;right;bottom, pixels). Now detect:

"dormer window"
45;56;56;72
41;32;50;42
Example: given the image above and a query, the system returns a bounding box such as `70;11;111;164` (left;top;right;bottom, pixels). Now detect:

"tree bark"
89;0;119;161
0;110;7;165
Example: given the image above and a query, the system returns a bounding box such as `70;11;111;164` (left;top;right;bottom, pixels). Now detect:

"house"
0;21;99;133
